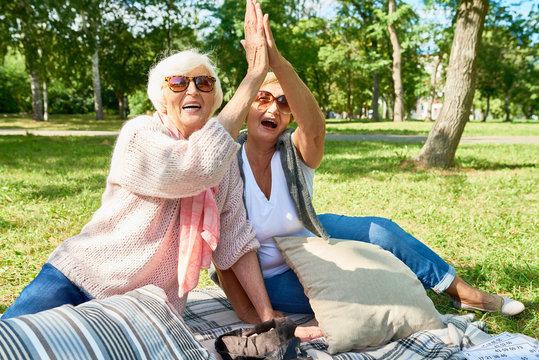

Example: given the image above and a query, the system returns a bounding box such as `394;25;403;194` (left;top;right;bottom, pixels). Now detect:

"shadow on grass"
28;174;106;201
0;113;126;131
1;137;536;188
321;141;537;180
428;264;537;334
326;127;429;135
457;157;537;171
0;136;112;169
0;216;16;230
0;136;111;201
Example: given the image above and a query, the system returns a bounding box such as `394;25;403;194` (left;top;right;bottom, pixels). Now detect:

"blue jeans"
2;263;93;319
264;214;456;314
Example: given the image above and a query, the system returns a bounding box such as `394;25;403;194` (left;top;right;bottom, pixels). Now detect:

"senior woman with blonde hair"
2;0;278;321
217;2;525;338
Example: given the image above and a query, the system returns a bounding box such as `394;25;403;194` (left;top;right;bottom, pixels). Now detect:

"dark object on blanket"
215;317;312;360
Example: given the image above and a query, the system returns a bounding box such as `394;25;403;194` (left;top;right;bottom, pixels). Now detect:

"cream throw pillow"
273;236;443;354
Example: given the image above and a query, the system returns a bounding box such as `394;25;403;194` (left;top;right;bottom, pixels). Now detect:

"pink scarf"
154;112;220;298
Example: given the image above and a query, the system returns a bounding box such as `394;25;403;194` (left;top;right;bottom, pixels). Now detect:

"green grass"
323;118;539;136
1;113;538;137
0;135;537;338
0;113;128;131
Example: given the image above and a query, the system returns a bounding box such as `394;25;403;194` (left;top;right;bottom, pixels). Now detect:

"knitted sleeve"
109;116;240;199
213;157;259;270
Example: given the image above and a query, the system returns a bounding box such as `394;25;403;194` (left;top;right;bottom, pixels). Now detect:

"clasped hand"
242;0;284;76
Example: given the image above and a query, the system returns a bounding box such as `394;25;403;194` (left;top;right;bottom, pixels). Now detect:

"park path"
0;129;538;144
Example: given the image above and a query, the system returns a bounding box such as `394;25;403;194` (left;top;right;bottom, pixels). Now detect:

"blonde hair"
147;50;223;116
262;72;279;87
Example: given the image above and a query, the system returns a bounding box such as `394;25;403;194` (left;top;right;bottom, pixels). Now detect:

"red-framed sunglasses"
164;75;216;93
254;91;291;114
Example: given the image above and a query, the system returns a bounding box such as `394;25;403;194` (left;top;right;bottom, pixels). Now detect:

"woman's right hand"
242;0;268;77
217;0;269;138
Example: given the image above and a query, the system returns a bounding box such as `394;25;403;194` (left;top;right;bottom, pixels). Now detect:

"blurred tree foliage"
0;0;536;120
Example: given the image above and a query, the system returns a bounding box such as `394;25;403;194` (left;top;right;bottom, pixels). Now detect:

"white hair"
147;50;223;116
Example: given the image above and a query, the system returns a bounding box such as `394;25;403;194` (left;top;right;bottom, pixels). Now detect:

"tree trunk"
390;93;395;120
29;68;43;121
21;26;43;121
82;6;104;121
387;0;405;122
346;53;352;120
117;93;125;120
414;0;489;168
426;54;443;122
92;50;104;120
42;78;49;121
482;94;490;122
371;73;380;121
504;90;511;122
383;96;389;119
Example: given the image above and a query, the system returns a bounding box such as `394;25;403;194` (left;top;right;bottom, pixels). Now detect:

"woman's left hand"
262;14;285;70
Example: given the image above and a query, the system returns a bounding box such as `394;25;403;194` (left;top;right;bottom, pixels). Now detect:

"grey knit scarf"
236;129;329;239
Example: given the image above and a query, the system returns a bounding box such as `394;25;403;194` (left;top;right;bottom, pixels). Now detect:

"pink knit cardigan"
48;115;259;313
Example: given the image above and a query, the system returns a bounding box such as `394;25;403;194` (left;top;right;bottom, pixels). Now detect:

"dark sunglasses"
164;75;216;93
254;91;291;114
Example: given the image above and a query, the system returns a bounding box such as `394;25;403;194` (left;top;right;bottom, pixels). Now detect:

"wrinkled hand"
262;14;285;70
295;326;324;343
242;0;268;76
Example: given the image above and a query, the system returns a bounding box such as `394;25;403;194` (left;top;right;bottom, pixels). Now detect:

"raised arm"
217;0;269;139
263;15;326;169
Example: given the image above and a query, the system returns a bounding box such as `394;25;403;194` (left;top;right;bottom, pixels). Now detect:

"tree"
75;0;105;120
473;2;537;121
99;1;199;119
288;17;333;114
414;0;489;168
1;0;48;120
422;25;452;121
387;0;405;122
338;0;389;121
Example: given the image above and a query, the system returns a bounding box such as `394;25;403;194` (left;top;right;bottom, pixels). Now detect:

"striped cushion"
0;285;214;360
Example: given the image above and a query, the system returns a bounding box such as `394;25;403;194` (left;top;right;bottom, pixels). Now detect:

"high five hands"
241;0;285;75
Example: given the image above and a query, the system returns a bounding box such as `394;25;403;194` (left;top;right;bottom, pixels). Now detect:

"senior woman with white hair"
2;0;278;321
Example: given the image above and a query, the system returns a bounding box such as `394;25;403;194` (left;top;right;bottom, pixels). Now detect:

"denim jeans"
264;214;456;314
2;263;93;319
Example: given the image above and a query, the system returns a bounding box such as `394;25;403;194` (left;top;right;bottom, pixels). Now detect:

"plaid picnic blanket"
183;289;493;360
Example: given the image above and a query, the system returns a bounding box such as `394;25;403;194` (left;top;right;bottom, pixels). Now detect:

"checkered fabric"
184;289;492;360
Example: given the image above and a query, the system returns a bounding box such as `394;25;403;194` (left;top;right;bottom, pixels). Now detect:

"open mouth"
261;119;277;129
182;104;201;110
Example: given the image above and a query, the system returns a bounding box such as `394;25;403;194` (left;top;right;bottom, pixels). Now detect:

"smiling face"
163;65;216;138
246;82;291;145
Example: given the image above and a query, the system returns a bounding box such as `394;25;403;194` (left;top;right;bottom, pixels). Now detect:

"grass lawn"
323;118;539;136
0;113;127;132
1;113;538;137
0;130;537;338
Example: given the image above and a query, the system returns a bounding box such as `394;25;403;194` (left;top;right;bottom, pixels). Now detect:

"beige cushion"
274;236;443;354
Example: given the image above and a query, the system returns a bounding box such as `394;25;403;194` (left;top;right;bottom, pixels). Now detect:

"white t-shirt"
241;144;315;278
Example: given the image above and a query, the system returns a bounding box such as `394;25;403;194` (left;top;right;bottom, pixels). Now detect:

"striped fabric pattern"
0;285;215;360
